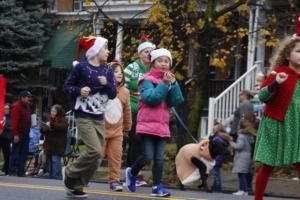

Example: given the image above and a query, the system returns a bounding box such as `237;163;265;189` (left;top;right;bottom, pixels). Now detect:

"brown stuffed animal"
175;139;226;186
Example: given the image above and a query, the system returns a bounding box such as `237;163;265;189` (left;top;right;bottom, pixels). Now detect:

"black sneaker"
62;167;75;194
68;190;88;199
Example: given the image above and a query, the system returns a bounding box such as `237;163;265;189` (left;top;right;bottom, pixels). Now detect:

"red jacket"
11;100;31;136
261;66;300;121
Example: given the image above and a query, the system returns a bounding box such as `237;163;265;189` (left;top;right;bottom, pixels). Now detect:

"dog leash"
171;107;199;143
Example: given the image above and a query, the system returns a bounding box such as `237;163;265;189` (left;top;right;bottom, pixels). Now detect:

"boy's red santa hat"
137;35;155;53
73;36;108;66
150;48;173;66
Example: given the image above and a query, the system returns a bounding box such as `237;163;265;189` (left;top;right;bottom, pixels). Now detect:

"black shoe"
62;167;75;193
68;190;88;199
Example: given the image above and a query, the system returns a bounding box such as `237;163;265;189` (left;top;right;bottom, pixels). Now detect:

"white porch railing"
205;61;263;137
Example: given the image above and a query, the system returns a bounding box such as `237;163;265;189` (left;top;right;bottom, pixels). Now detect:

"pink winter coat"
136;69;170;138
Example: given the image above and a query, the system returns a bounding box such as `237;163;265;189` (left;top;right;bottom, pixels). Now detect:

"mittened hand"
275;72;288;84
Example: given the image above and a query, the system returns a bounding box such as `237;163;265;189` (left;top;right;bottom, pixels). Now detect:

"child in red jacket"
254;17;300;199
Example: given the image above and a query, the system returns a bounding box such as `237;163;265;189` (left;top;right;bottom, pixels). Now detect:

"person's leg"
126;134;154;192
212;166;222;191
255;164;274;200
238;173;248;192
246;163;254;192
107;136;123;184
17;134;29;177
131;135;154;176
126;112;142;166
46;155;52;177
51;155;62;180
151;136;170;197
2;138;10;174
9;139;20;175
152;137;165;186
65;118;105;190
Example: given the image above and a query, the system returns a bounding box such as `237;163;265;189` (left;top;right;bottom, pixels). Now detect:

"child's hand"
80;86;91;97
163;72;172;84
166;71;176;84
276;72;288;84
163;71;175;84
98;76;107;85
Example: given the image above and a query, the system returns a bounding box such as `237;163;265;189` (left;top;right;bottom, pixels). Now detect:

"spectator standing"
9;91;32;177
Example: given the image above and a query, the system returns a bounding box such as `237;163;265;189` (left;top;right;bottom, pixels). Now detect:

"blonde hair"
240;119;256;135
270;36;300;69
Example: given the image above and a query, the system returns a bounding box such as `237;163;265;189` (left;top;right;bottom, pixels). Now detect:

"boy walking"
63;36;116;198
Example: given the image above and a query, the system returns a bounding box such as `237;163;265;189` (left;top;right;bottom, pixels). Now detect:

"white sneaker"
232;190;248;196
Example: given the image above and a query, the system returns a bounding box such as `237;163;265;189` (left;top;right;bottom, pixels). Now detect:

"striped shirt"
124;59;150;113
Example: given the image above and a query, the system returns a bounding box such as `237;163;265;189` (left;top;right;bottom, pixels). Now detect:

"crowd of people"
1;32;300;200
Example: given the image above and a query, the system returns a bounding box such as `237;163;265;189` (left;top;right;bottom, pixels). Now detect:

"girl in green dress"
254;35;300;200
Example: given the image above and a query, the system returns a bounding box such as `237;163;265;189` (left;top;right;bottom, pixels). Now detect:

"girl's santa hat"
137;35;155;53
150;48;172;66
73;36;108;66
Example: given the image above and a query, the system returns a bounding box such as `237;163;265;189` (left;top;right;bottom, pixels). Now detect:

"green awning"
43;22;87;69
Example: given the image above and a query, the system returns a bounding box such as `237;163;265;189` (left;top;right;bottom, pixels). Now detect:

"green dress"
254;81;300;166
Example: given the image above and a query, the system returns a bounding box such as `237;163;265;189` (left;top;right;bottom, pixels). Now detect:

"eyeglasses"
142;50;152;54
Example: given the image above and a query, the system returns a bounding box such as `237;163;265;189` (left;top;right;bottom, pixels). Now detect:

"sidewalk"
96;168;300;199
216;170;300;198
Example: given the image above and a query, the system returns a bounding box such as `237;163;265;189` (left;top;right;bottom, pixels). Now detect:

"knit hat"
137;35;155;53
73;36;108;66
150;48;172;66
19;90;32;98
208;140;226;159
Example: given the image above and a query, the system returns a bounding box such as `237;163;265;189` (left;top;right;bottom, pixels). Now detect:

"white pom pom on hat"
150;48;172;66
72;60;80;67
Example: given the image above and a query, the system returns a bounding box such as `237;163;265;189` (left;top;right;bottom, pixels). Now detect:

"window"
74;0;82;12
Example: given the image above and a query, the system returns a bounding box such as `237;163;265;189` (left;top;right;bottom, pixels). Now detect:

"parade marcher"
125;48;184;197
0;104;12;175
63;36;116;198
104;61;132;191
9;90;32;177
41;104;68;180
124;35;155;186
254;17;300;200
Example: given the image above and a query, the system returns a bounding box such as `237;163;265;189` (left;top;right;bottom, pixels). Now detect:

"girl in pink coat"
125;48;184;197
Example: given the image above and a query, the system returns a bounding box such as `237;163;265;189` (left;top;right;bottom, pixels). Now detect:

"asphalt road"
0;176;297;200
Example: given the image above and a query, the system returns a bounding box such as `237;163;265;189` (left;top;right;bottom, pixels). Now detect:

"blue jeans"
131;134;165;185
246;163;254;191
47;155;62;180
238;173;248;192
9;134;29;176
212;166;222;190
